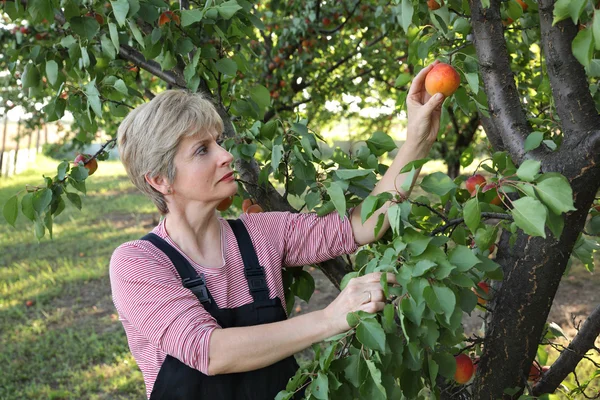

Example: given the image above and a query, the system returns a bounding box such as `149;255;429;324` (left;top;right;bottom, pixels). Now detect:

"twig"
431;212;513;236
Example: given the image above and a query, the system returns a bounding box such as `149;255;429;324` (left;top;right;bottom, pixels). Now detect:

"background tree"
1;0;600;398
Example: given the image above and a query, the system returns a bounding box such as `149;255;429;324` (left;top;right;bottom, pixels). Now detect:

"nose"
218;144;234;166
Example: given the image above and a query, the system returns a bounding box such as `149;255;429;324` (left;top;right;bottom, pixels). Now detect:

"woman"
110;62;444;399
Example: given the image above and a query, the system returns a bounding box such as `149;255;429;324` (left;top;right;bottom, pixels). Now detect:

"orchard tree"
2;0;600;399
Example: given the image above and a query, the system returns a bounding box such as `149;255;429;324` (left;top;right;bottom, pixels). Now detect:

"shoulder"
110;238;174;280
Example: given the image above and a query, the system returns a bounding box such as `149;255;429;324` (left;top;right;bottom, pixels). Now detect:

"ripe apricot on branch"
242;198;255;213
73;154;98;176
216;196;233;211
465;174;486;195
473;281;490;306
425;63;460;97
454;354;474;384
427;0;443;10
246;204;264;214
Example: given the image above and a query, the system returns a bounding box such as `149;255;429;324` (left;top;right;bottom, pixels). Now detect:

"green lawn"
0;156;151;399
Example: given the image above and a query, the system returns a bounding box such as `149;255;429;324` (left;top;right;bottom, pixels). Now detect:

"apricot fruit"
425;63;460;97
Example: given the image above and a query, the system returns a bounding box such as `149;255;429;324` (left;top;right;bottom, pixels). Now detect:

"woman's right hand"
322;272;397;334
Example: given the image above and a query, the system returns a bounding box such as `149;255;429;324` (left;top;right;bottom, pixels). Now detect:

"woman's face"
169;129;237;208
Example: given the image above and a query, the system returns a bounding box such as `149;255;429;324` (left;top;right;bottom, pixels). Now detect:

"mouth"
219;172;235;182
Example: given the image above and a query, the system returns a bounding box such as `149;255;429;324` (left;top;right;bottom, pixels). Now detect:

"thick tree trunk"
469;0;600;398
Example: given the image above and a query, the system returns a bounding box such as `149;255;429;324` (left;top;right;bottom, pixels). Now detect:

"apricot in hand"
425;62;460;97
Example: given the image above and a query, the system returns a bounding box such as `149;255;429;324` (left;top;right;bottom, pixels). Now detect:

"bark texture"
469;0;600;398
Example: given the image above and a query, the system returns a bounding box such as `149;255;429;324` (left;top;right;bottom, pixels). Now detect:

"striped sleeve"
241;211;359;267
109;241;220;375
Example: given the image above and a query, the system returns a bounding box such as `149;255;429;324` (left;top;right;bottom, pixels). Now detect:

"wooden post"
27;129;32;161
44;123;48;144
35;125;41;153
0;115;7;177
13;118;21;173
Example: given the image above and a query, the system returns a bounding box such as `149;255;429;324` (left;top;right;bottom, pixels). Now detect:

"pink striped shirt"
109;211;358;398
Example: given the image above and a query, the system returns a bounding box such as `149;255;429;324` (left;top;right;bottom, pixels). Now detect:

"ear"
145;173;171;195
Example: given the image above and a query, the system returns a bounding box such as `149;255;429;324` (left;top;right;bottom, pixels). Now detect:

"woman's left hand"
406;61;446;150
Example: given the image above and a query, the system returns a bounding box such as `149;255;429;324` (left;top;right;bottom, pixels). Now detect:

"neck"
163;204;221;257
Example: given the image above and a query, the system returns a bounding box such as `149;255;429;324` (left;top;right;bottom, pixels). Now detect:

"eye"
194;145;208;156
216;137;225;147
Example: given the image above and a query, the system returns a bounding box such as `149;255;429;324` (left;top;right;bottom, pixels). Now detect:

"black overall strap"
227;219;271;304
141;233;211;304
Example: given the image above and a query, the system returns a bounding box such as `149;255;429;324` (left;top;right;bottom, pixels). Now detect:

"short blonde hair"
117;90;224;214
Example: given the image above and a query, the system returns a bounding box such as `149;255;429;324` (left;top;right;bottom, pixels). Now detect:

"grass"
0;156;151;399
1;155;598;399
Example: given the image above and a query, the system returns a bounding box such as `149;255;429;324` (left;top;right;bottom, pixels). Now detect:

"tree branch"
532;304;600;396
468;0;539;164
118;45;187;89
538;0;600;136
431;212;513;236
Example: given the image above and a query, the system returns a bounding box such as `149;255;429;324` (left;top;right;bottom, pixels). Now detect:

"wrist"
401;140;432;158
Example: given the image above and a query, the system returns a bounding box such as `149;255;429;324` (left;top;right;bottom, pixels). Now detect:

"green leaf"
382;304;395;333
356;319;386;352
101;34;116;59
572;28;594;68
432;284;456;322
216;58;238;76
34;215;45;240
335;169;374;180
66;192;82;210
593;13;600;51
111;0;130;26
516;159;541;182
295;270;315;302
310;371;329;400
3;195;18;227
28;0;54;22
57;161;69;181
70;16;100;40
271;144;283;170
449;245;481;271
21;193;35;221
128;20;145;48
327;182;346;218
365;360;387;400
32;188;52;213
181;9;204;26
249;85;270;111
464;72;479;94
420;172;457;197
399;157;431;173
400;167;417;192
45;60;58;85
387;203;402;236
511;197;547;238
22;63;41;89
400;0;414;33
108;22;120;50
524;131;544;152
433;352;457;379
535;177;576;215
366;131;396;156
217;0;243;20
361;195;379;224
412;260;436;277
463;197;481;233
114;79;128;95
553;0;586;25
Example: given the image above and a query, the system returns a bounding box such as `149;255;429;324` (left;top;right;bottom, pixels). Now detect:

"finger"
361;272;398;285
408;63;437;98
358;301;386;314
422;92;445;113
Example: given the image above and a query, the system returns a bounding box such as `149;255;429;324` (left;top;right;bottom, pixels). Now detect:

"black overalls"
141;219;303;400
